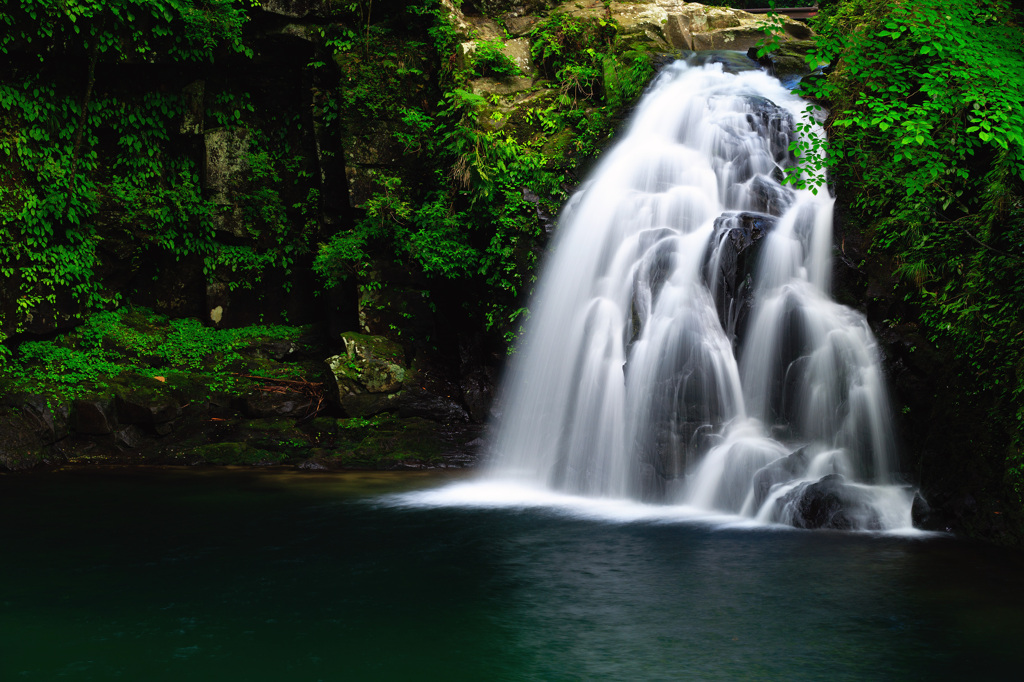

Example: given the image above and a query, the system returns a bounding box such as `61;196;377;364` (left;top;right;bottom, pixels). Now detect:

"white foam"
380;479;934;536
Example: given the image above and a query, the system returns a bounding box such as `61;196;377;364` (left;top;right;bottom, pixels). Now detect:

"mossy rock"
110;374;182;426
326;332;409;409
750;40;821;79
324;415;445;467
191;441;288;465
238;418;315;455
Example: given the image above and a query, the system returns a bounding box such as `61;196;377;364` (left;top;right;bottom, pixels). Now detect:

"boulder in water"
776;474;882;530
751;446;808;511
741;95;797;166
748;175;794;216
911;492;950;531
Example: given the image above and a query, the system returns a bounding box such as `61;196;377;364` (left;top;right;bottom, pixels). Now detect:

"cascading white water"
486;57;916;530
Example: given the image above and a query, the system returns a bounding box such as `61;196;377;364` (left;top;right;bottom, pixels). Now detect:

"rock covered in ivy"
204;127;250;238
747;40;821;82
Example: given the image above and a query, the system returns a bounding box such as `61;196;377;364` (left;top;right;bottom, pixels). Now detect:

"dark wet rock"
298;458;329;471
113;425;149;451
154;421;177;437
20;395;70;445
398;387;469;424
243;339;302;362
341;392;401;418
0;412;52;470
705;211;777;343
640;422;724;503
777;474;882;530
911;491;948;531
115;388;181;426
461;371;494;423
748;174;795;216
71;397;117;435
751;447;809;511
239;390;317;419
742;95;797;165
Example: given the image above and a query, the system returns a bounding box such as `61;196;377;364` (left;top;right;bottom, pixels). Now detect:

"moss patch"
191;441;287;465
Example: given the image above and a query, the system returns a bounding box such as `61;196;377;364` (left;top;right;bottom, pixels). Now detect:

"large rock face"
554;1;812;52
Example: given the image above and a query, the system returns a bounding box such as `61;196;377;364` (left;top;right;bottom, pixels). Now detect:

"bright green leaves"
805;0;1024;497
0;0;259;340
1;1;251;64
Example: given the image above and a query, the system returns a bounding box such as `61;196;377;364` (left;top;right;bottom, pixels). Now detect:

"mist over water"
483;58;914;530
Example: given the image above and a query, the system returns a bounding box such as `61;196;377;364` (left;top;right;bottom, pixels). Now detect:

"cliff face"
4;1;1016;545
0;0;812;343
0;1;814;452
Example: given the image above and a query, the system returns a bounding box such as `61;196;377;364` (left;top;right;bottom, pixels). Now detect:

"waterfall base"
485;57;918;531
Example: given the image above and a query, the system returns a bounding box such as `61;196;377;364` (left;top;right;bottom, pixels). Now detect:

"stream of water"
486;57;913;530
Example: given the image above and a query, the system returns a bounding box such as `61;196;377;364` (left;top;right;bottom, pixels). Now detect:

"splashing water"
484;58;915;531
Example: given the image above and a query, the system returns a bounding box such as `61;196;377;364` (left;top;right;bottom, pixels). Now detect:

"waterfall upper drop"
486;58;915;531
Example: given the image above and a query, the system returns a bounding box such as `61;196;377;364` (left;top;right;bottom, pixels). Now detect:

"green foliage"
0;1;252;65
312;5;655;346
529;13;617;105
0;0;259;343
794;0;1024;505
4;307;306;399
470;40;522;81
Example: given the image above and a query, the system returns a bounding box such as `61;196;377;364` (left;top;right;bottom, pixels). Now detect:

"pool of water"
2;467;1022;680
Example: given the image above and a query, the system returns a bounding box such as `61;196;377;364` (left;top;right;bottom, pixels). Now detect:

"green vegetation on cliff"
793;0;1024;534
313;2;654;345
0;0;319;351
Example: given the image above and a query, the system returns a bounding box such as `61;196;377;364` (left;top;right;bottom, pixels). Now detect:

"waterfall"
485;57;915;531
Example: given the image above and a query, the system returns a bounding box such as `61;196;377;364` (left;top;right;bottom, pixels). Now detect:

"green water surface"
1;467;1022;681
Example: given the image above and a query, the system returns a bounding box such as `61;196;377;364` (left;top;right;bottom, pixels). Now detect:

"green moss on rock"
191;441;287;465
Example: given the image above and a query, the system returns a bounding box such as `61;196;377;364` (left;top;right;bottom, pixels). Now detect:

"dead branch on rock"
234;373;327;422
